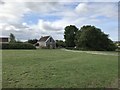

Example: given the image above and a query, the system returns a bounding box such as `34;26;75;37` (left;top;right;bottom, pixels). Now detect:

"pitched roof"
0;36;9;38
39;36;50;42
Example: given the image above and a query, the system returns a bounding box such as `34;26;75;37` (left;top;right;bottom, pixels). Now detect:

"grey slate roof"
39;36;50;42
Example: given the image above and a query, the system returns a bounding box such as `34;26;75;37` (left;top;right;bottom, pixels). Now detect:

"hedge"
0;43;36;49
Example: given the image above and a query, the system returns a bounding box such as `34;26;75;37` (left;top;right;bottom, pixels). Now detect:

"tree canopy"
10;33;16;43
28;39;38;44
64;25;116;51
64;25;78;47
56;40;66;48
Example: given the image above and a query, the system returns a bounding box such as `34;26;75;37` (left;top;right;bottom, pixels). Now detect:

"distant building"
36;36;56;49
0;36;10;44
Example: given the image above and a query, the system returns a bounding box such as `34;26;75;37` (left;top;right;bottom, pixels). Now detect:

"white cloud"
26;2;60;13
0;1;30;23
37;19;63;31
75;3;88;14
22;22;27;26
0;1;118;41
5;25;16;31
1;0;119;2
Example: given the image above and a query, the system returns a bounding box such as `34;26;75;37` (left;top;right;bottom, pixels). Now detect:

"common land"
2;49;118;88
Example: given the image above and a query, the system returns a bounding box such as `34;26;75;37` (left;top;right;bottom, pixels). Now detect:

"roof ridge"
39;35;50;42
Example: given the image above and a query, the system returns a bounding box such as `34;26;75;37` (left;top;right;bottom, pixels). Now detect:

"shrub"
65;47;74;50
115;46;120;52
40;46;48;49
1;43;36;49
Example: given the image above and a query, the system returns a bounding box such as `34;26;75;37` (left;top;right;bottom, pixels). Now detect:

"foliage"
76;25;116;51
75;30;81;47
1;43;36;49
9;33;16;43
64;25;78;47
56;40;66;48
64;25;116;51
65;47;74;50
40;46;49;49
28;39;38;44
114;41;120;46
16;41;24;43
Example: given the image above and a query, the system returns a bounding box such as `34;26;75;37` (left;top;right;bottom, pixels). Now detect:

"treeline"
1;43;36;49
64;25;117;51
1;33;36;49
2;25;117;51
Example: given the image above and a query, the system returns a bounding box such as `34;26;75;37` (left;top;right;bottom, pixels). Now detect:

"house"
0;36;10;44
36;36;56;49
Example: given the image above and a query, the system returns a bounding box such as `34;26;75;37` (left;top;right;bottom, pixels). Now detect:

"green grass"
2;49;118;88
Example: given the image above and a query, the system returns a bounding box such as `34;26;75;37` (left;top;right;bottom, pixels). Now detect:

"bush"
65;47;74;50
115;46;120;52
72;47;90;51
40;46;48;49
1;43;36;49
73;25;116;51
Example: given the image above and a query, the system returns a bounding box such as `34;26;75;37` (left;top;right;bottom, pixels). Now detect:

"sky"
0;0;119;41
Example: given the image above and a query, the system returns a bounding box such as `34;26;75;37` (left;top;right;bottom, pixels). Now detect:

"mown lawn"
2;49;118;88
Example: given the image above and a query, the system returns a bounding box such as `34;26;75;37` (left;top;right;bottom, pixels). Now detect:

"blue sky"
23;12;63;24
0;1;118;41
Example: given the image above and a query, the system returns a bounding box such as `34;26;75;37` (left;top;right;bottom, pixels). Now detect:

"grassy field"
2;49;118;88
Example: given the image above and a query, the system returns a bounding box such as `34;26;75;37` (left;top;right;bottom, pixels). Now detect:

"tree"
76;25;116;51
16;41;23;43
56;40;66;48
75;30;81;47
28;39;38;44
64;25;78;47
10;33;16;43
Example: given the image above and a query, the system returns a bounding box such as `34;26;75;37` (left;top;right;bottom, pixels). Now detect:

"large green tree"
28;39;38;44
76;25;116;51
10;33;16;43
56;40;66;48
75;30;81;47
64;25;78;47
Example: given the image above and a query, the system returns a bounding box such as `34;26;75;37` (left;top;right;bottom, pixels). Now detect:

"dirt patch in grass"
108;78;118;88
62;49;118;56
